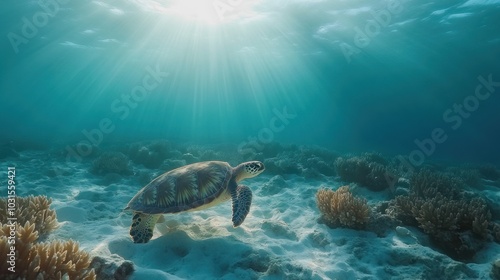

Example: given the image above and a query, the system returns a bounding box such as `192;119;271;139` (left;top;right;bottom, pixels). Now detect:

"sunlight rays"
132;0;262;25
107;0;324;141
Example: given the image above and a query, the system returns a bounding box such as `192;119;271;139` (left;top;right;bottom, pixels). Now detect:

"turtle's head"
235;161;265;182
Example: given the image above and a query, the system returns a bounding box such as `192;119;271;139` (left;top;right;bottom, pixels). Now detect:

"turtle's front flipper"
231;185;253;227
130;212;160;243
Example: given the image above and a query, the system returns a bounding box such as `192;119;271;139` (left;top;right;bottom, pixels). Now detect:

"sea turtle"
125;161;265;243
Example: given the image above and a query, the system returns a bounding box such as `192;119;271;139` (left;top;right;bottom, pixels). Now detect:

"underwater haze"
3;1;500;280
2;0;499;164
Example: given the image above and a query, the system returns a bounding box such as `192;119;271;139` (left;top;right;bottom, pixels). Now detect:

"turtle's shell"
126;161;233;214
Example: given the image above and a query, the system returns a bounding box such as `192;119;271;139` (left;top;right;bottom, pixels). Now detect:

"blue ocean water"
1;0;500;164
2;2;500;279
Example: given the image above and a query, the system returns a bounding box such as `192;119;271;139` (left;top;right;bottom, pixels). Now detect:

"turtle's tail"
130;212;160;243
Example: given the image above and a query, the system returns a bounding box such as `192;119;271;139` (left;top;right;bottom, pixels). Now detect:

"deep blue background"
1;0;499;164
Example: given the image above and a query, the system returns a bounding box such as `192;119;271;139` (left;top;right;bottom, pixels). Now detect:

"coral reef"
0;222;95;280
478;165;500;181
89;255;134;280
0;196;95;279
121;141;338;178
316;186;370;229
387;170;494;261
365;201;401;237
388;246;478;279
492;223;500;243
0;195;58;238
125;140;171;169
335;153;397;191
124;140;247;170
409;169;462;199
91;152;132;175
232;248;315;280
160;159;187;172
492;259;500;280
238;141;287;161
263;145;337;178
445;166;481;188
413;195;490;238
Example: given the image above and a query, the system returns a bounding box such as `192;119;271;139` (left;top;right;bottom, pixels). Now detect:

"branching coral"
388;195;419;226
492;223;500;243
492;259;500;280
446;167;481;188
414;195;462;235
91;152;132;175
0;222;96;280
0;195;58;237
391;194;491;236
0;196;95;279
335;153;396;191
466;198;491;238
409;169;463;199
387;170;494;260
316;186;370;229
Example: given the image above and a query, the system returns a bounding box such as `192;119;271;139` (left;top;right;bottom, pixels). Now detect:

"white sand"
2;148;499;279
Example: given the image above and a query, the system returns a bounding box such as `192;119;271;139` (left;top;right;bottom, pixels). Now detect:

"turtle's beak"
257;162;265;171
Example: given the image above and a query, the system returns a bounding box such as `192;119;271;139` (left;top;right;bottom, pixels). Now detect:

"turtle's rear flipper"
231;185;253;227
130;212;160;243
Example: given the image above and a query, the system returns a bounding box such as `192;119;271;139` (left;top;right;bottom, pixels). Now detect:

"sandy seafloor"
2;142;499;280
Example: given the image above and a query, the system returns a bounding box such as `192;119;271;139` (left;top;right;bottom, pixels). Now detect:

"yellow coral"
316;186;370;229
0;195;58;237
0;222;96;280
0;196;95;280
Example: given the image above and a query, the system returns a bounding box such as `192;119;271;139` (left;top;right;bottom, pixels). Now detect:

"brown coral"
316;186;370;229
0;222;95;280
0;195;58;237
410;169;462;199
389;176;492;239
91;152;132;175
0;196;95;280
387;170;494;261
492;259;500;280
414;194;462;235
334;154;396;191
490;222;500;243
392;195;491;236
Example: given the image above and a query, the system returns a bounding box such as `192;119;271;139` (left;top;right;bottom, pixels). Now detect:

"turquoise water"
2;0;500;163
